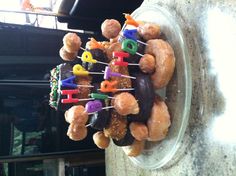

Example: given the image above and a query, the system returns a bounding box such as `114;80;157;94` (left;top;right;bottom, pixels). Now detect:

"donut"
63;32;81;53
64;105;88;125
128;73;155;123
67;123;88;141
101;19;121;39
129;122;148;141
122;140;145;157
113;92;139;116
88;108;111;130
93;131;110;149
103;110;127;141
147;96;171;141
59;46;78;61
137;22;161;41
139;54;156;74
145;39;176;89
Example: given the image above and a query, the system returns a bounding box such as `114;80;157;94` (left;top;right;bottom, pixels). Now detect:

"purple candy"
85;100;103;113
104;66;122;79
104;66;111;80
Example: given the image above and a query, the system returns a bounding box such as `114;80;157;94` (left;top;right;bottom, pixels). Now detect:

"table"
106;0;236;175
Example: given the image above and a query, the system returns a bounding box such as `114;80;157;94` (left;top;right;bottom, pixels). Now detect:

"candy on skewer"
85;100;114;113
77;51;109;65
122;39;144;57
86;93;139;116
122;29;147;46
112;51;139;67
87;37;104;50
90;93;115;100
123;13;140;28
72;64;104;76
104;66;136;80
61;89;94;104
61;76;94;89
72;64;135;79
98;80;134;93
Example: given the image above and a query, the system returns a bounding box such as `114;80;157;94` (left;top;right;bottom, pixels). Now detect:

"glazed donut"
147;96;171;141
139;54;156;74
93;131;110;149
101;19;121;39
67;123;88;141
63;32;81;53
129;122;148;141
145;39;176;89
113;92;139;116
64;105;88;125
137;22;161;41
59;46;77;61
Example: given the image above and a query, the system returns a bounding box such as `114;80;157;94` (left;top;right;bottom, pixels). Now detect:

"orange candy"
100;80;118;93
124;13;139;27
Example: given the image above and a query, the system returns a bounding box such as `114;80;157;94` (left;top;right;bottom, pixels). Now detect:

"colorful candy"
90;93;114;100
122;39;143;57
61;76;94;88
85;100;113;113
124;13;139;27
78;51;108;65
73;64;104;76
61;89;94;104
112;51;139;66
104;66;136;79
98;80;134;93
123;29;147;46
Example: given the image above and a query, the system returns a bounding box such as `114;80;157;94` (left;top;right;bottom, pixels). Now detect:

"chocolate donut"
128;73;155;123
88;109;111;130
49;63;92;111
49;63;74;111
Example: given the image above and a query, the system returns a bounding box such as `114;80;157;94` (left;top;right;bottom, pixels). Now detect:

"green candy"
121;39;138;55
91;93;108;100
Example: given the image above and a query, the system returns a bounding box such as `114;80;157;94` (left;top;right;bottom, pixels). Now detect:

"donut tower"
49;14;175;157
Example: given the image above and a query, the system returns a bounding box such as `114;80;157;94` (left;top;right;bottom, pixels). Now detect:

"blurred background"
0;0;143;175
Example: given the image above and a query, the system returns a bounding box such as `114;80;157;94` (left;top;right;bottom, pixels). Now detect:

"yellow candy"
72;64;89;76
81;51;97;64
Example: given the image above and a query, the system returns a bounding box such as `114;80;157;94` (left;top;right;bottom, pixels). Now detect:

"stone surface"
106;0;236;175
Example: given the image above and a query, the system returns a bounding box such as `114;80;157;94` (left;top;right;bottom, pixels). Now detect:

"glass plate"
125;4;192;169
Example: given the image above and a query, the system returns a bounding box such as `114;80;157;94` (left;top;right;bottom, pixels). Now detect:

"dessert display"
49;13;175;157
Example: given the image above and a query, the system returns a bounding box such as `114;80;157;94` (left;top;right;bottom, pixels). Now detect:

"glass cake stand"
125;4;192;169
